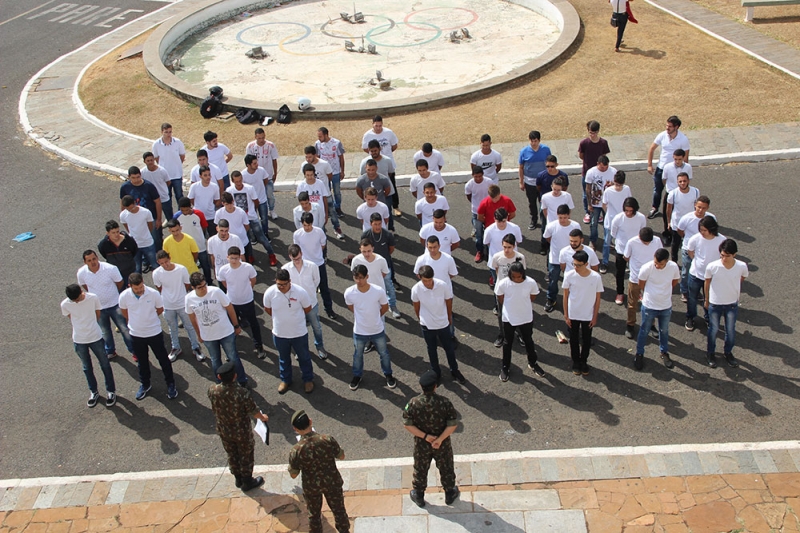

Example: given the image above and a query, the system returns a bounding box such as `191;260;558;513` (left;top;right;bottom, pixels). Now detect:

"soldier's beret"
419;370;439;387
216;362;236;381
291;409;310;429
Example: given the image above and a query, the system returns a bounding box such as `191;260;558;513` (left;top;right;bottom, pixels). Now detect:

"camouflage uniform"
208;382;258;482
403;392;459;493
288;432;349;533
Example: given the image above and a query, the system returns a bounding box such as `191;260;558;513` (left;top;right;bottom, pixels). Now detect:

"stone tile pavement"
2;442;800;531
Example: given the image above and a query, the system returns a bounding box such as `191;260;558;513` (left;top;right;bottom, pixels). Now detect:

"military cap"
216;361;236;381
291;409;310;429
419;370;439;388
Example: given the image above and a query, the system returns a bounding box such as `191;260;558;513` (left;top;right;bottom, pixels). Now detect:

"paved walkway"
2;441;800;531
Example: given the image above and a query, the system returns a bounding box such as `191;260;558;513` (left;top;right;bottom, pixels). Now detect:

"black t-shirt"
361;228;395;261
98;234;138;282
120;180;160;218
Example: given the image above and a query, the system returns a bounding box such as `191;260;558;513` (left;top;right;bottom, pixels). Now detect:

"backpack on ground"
235;108;262;124
277;104;292;124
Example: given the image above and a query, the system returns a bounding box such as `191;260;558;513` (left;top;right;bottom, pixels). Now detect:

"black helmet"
209;86;223;97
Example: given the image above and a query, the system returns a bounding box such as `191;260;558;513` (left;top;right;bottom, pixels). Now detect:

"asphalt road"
1;2;799;480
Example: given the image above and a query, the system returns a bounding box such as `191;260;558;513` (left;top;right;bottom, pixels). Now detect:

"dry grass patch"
691;0;800;49
79;0;800;155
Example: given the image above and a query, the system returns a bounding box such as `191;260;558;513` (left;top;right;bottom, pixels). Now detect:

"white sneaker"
391;308;401;319
168;348;181;362
193;348;205;361
270;210;278;220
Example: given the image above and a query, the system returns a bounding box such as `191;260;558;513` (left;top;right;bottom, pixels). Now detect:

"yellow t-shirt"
163;234;199;273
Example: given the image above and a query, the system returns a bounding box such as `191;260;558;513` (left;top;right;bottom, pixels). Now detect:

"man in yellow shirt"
163;219;199;273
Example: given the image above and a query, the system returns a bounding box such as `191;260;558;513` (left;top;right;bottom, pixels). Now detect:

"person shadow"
109;396;181;454
618;45;667;59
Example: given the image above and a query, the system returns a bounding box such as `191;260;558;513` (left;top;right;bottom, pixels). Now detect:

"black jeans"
318;263;333;313
132;333;175;388
615;13;629;49
502;321;537;370
234;300;263;349
615;253;627;295
524;184;540;225
421;325;458;376
569;320;592;365
670;230;683;263
389;173;399;208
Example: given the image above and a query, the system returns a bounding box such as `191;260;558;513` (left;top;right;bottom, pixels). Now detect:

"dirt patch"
79;0;800;156
691;0;800;49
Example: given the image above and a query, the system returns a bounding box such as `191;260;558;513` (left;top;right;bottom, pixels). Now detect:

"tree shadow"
109;396;181;454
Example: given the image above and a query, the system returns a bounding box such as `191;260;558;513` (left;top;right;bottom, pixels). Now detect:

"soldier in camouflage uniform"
207;361;269;492
403;369;460;508
288;410;349;533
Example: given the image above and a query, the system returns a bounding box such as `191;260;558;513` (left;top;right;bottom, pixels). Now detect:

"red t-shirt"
477;195;516;225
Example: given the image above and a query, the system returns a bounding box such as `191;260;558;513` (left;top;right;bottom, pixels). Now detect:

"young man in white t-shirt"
410;159;446;199
562;250;604;376
415;182;450;228
601;171;632;270
293;191;325;230
120;195;156;275
283;245;328;360
413;237;458;340
470;134;503;183
293;212;336;319
204;131;233;188
302;146;343;239
666;173;699;261
559;229;600;274
218;247;264;359
316;126;345;217
215;192;265;265
490;234;526;348
494;262;544;382
483;208;523;288
676;196;713;301
412;265;464;384
152;123;186;218
241;155;272;234
152;250;203;362
141;151;173;220
540;177;575;224
543;204;581;313
228;171;277;265
361;116;399;215
610;197;647;305
351;238;398;319
633;248;680;370
356;187;389;231
190;150;224;191
704;238;748;369
660;148;692;242
465;166;491;263
686;216;725;332
245;128;278;218
623;227;662;338
646;116;690;220
413;142;444;171
207;220;244;283
61;284;117;408
584;156;616;249
188;165;221;234
344;264;395;391
419;211;460;255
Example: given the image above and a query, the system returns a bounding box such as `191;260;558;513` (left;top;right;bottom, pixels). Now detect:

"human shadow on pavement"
424;501;526;532
618;46;667;59
109;396;181;454
155;374;217;435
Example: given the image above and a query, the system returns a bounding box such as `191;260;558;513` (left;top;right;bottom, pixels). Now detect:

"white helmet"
298;97;311;111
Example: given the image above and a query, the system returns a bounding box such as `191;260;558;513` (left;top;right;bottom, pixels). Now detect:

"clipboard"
254;418;270;445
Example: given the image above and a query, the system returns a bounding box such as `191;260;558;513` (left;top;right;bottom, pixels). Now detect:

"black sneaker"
516;333;525;347
544;300;555;313
625;325;634;339
647;207;659;219
661;352;674;369
494;335;504;348
599;264;608;274
499;368;509;382
325;309;338;320
539;248;548;256
724;352;739;368
135;384;152;401
349;376;362;391
493;305;498;316
451;369;466;384
572;363;581;375
685;318;695;331
409;489;425;508
634;354;644;371
581;363;590;375
444;487;460;505
706;353;718;368
87;392;100;408
336;208;345;217
364;342;375;353
385;374;397;389
105;392;117;407
529;363;546;377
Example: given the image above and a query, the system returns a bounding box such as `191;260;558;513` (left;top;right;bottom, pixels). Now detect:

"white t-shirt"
214;207;250;245
410;172;446;198
118;286;164;338
706;259;749;305
356;201;389;231
151;137;186;180
559;245;600;273
217;262;257;305
241;166;269;204
602;186;632;229
653;130;690;169
624;237;663;283
301;158;334;184
688;233;726;278
483;222;524;260
263;284;313;338
563;270;604;321
490;251;526;282
610;212;647;253
414;196;450;227
585;166;616;207
185;286;233;341
175;210;208;253
344;283;389;335
61;293;103;344
282;260;320;304
120;208;154;248
205;143;231;176
411;278;453;330
419;223;460;255
494;276;540;326
293;226;327;266
190;162;223;184
207;234;244;276
188;181;221;220
351;254;389;292
413;149;445;171
470;149;503;182
662;162;693;192
226;184;259;220
639;260;680;310
293;203;325;230
152;264;190;310
677;212;715;251
362;128;398;158
359;155;396;178
540;192;575;223
141;164;172;202
245;140;279;178
296;179;331;217
77;263;122;309
413;252;458;292
464;178;491;215
543;220;581;264
667;187;700;228
315;137;346;175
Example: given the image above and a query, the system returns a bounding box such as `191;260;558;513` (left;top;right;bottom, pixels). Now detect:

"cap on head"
419;370;439;388
291;410;311;430
216;361;236;382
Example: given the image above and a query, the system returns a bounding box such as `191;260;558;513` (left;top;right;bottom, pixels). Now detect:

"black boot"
445;487;460;505
409;489;425;508
240;476;264;492
234;475;243;488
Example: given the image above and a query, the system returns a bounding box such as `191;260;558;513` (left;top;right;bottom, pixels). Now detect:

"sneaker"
193;348;205;361
364;342;375;353
141;264;153;274
393;281;403;293
248;255;256;265
544;273;550;283
625;325;634;339
598;213;604;224
615;294;624;305
132;353;139;363
661;352;674;369
409;489;426;508
335;229;345;241
168;348;181;362
583;213;590;224
304;381;315;394
336;208;345;217
539;248;548;256
494;335;504;348
555;330;569;344
393;208;402;217
544;300;555;313
685;318;695;332
391;307;401;319
528;222;536;230
529;363;546;377
135;384;151;401
385;374;397;389
444;487;460;505
471;227;476;237
249;235;257;245
634;353;644;370
268;254;278;267
706;353;718;368
499;368;509;382
349;376;362;391
107;352;118;360
167;383;178;399
516;333;525;347
257;347;268;360
488;275;495;289
278;382;290;394
105;392;117;407
572;363;581;375
325;309;338;319
451;369;466;384
681;293;688;303
724;352;739;368
599;264;608;274
493;305;498;316
87;392;100;408
581;363;590;375
270;210;278;220
317;347;329;360
647;207;659;219
474;251;482;263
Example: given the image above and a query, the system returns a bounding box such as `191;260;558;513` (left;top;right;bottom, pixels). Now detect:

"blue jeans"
331;173;342;210
352;332;392;377
636;305;671;355
581;175;588;213
265;179;276;212
385;277;397;309
680;249;691;295
422;325;458;376
686;274;708;322
198;251;213;284
204;332;247;385
472;214;484;255
547;262;561;302
589;207;604;245
602;225;612;265
707;303;738;355
74;338;116;393
135;244;158;274
247;218;274;254
274;333;314;384
257;203;270;237
150;226;163;256
652;167;664;209
161;197;173;222
222;174;230;189
98;305;134;356
164;308;200;350
306;305;324;349
327;196;341;231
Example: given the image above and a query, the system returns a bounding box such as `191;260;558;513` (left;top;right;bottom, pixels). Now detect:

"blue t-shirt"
518;144;552;183
536;170;570;195
120;180;160;217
